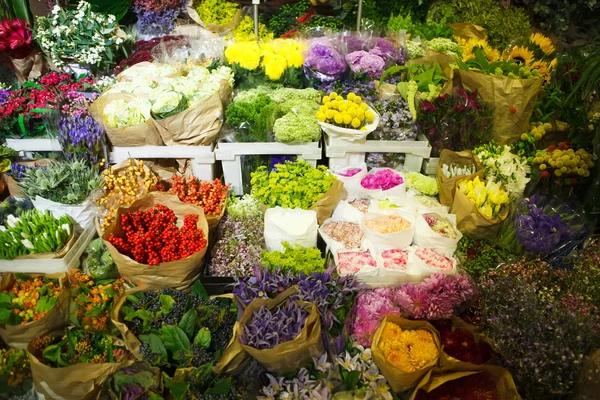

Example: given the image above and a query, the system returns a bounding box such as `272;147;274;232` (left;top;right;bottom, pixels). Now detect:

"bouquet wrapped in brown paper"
372;316;441;393
450;23;488;41
309;180;343;225
215;287;324;375
436;149;484;207
27;329;133;400
0;273;70;349
101;192;209;291
410;365;522;400
89;93;164;147
11;52;45;82
456;69;543;145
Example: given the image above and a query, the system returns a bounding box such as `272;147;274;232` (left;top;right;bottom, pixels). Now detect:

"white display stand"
324;133;432;172
0;222;95;274
109;144;216;181
215;141;322;195
422;157;439;176
5;138;62;159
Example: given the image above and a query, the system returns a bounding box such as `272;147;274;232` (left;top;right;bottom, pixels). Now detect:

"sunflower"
505;45;535;66
531;60;552;85
459;38;500;62
530;32;556;56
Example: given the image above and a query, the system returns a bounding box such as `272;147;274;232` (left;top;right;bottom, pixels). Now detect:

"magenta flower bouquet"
360;169;404;191
337;168;362;177
303;41;347;83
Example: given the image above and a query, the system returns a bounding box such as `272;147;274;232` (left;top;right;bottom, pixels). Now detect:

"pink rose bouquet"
337;168;363;177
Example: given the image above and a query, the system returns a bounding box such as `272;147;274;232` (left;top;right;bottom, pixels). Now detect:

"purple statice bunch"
0;89;10;107
210;215;264;277
479;271;600;399
303;43;347;83
345;51;385;78
370;97;416;141
240;299;309;349
234;267;363;336
352;274;475;347
57;112;105;164
134;7;181;36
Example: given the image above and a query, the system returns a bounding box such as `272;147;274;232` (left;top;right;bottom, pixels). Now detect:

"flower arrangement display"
382;249;409;271
457;42;543;80
20;159;103;205
441;163;476;178
353;275;475;346
338;251;378;274
97;159;160;232
210;215;264;277
194;0;239;26
0;275;61;325
417;89;493;157
81;238;118;280
234;267;362;339
414;372;500;400
457;176;509;220
504;33;558;85
240;299;308;350
474;143;531;198
224;39;304;87
316;92;376;130
119;284;236;368
251;160;336;209
422;214;457;239
532;142;594;184
69;271;124;333
0;210;72;259
377;320;439;373
108;204;207;265
0;198;33;226
134;0;186;36
0;18;33;59
361;169;404;191
261;242;326;275
0;347;32;397
365;215;411;234
405;172;438;196
167;176;229;216
303;41;347;83
29;329;131;367
320;221;363;249
35;1;129;70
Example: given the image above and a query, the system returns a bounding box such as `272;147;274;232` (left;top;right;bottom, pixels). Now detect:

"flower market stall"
0;0;600;398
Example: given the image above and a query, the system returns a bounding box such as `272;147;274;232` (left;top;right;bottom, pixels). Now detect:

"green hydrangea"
261;242;325;274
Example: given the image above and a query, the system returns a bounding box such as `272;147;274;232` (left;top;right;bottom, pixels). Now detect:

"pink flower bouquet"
337;251;377;274
320;221;364;249
415;247;455;272
361;169;404;191
381;249;408;271
337;168;363;177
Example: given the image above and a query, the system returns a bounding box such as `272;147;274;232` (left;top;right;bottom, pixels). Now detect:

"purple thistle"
0;89;10;106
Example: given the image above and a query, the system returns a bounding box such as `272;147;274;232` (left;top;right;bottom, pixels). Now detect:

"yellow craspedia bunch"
316;92;374;130
224;42;261;71
457;176;509;220
533;146;594;178
521;121;553;142
456;37;501;63
378;321;439;373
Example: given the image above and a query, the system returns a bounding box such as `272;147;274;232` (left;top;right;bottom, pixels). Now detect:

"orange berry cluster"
169;176;229;216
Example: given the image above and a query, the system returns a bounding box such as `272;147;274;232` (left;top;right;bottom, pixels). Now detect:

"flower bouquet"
0;273;69;349
363;212;415;252
0;347;33;398
316;92;380;141
474;142;531;198
264;207;318;251
188;0;242;33
433;317;494;367
303;40;347;84
360;168;406;199
28;329;133;399
337;250;378;276
332;164;368;200
102;192;209;291
410;246;456;276
453;175;509;239
413;213;461;257
133;0;187;38
0;18;43;82
436;149;485;207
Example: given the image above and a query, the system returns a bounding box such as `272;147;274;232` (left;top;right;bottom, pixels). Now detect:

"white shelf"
5;138;61;152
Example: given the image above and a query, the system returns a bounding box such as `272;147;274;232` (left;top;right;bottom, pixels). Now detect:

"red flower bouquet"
0;19;33;59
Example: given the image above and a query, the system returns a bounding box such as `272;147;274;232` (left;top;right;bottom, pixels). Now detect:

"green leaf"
397;82;409;101
126;295;140;304
0;293;11;304
35;296;48;313
160;325;190;355
85;307;105;317
139;334;168;361
193;327;211;349
124;309;153;322
148;394;165;400
103;286;116;298
164;375;189;400
113;370;156;392
343;370;361;391
46;296;57;312
205;378;233;395
42;344;61;364
179;309;197;339
379;65;407;86
159;294;174;315
11;0;32;27
191;281;208;300
0;308;20;325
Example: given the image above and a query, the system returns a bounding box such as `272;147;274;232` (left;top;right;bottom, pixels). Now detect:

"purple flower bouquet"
303;42;347;83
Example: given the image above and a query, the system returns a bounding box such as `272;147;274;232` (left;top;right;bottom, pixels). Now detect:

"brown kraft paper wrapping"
153;84;231;146
436;150;484;207
372;315;441;393
11;52;44;82
308;179;343;225
101;192;209;291
215;287;324;375
4;158;54;198
0;273;70;349
89;93;164;147
451;187;508;240
27;331;134;400
409;365;522;400
450;23;488;41
186;1;242;33
456;70;543;145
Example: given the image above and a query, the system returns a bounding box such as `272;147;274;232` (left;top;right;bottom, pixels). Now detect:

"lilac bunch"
240;299;309;349
135;8;180;36
303;42;347;83
234;267;363;337
57;112;105;164
210;215;264;277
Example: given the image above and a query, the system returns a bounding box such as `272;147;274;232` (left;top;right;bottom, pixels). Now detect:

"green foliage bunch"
261;242;326;274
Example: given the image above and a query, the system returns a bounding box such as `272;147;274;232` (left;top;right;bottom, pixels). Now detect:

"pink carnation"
361;169;404;191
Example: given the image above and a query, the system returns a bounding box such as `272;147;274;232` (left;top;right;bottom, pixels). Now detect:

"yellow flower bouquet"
224;39;306;89
452;176;509;239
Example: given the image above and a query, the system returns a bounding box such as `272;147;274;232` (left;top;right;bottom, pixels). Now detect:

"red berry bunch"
168;176;229;216
108;204;207;265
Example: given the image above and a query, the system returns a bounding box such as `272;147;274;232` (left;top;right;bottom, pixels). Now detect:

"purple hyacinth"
134;8;180;36
8;162;39;182
57;112;105;164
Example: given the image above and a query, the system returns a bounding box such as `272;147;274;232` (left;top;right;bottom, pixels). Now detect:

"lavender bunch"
57;113;105;165
234;267;363;337
241;299;309;349
210;215;264;277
